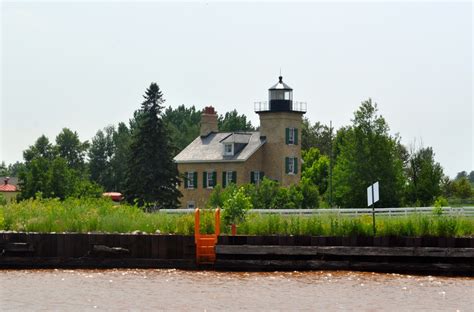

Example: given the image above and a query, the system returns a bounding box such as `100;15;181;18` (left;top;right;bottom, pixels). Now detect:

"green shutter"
261;172;265;180
184;172;188;188
203;171;207;188
250;171;255;184
285;128;289;144
294;129;298;145
285;157;289;174
193;172;198;188
232;171;237;184
294;158;298;174
212;171;217;187
222;171;227;188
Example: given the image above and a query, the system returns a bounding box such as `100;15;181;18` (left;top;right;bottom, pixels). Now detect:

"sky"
1;1;472;178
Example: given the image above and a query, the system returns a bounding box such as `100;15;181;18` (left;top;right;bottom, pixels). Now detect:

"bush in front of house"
207;177;320;210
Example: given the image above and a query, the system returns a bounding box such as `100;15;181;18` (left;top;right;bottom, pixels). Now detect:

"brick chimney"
200;106;218;137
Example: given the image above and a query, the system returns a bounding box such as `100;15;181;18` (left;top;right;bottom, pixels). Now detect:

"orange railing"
194;208;220;265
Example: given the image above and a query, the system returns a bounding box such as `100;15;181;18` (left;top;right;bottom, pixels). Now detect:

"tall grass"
1;198;473;237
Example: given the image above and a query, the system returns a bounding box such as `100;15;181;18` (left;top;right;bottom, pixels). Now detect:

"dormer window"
224;143;234;156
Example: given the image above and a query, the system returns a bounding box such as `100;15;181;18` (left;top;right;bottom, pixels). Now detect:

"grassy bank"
1;198;473;237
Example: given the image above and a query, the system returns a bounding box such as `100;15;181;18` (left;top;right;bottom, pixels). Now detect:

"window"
285;157;298;175
285;128;298;145
203;171;216;188
187;201;195;209
187;172;194;189
184;172;197;189
251;171;264;184
222;171;236;187
224;143;233;156
207;172;214;188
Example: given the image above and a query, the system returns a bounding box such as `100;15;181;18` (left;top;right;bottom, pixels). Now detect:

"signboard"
367;182;380;207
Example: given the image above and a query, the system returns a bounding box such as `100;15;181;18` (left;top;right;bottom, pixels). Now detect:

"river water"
1;269;473;311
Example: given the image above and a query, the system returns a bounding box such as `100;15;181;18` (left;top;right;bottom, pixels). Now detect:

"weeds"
1;198;473;237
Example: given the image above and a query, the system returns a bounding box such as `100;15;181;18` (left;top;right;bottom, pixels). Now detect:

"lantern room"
268;76;293;112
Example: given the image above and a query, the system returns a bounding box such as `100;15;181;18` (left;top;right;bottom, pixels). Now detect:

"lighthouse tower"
255;76;306;186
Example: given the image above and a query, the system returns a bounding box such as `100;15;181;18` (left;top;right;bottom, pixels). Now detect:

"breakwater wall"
0;233;196;269
1;233;473;275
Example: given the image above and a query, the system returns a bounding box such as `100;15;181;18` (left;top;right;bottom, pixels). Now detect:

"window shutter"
184;172;188;188
285;157;289;173
261;172;265;180
294;158;298;174
232;171;237;183
285;128;289;144
193;172;198;188
294;129;298;145
222;171;227;188
212;171;217;186
250;171;255;184
203;171;207;188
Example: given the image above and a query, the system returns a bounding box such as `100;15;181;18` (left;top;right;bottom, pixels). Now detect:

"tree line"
1;82;473;208
0;83;254;208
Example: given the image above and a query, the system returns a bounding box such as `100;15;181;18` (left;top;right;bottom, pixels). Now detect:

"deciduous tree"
332;99;405;208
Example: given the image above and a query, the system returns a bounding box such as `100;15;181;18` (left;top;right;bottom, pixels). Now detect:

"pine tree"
125;83;182;208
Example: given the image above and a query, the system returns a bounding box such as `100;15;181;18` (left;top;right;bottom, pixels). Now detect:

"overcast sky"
1;1;472;178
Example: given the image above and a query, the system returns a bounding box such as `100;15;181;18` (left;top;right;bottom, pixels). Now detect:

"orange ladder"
194;208;220;265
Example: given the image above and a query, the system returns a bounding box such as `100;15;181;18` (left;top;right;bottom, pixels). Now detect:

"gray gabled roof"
174;132;265;163
220;133;252;144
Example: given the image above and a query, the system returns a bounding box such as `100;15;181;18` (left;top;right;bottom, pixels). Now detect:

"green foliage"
218;109;254;132
207;178;319;209
452;177;473;199
18;131;99;201
162;105;201;152
89;123;131;192
0;193;7;206
302;147;330;196
301;118;332;155
125;83;182;208
207;183;237;208
333;99;405;208
222;187;253;226
55;128;89;171
405;147;443;206
434;196;449;208
1;198;473;236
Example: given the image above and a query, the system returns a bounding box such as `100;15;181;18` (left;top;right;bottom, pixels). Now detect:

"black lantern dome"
268;76;293;112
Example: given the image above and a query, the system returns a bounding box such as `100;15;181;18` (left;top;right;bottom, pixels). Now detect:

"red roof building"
0;177;17;192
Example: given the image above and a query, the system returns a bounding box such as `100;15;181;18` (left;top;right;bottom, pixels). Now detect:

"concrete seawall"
1;233;473;275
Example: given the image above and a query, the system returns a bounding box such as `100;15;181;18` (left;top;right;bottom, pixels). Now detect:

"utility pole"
329;120;333;207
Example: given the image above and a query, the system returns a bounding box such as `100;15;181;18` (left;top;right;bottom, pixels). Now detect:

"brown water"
0;269;473;311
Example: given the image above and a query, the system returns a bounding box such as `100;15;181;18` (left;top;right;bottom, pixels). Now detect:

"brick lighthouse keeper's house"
174;76;306;209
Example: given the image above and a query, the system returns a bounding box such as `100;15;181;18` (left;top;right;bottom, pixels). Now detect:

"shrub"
222;187;253;226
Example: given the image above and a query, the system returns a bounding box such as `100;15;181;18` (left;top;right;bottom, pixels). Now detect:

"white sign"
367;182;380;207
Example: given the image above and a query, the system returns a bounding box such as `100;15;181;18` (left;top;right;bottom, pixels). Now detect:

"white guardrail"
159;207;474;217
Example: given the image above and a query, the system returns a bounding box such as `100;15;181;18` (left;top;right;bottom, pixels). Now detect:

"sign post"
367;182;379;235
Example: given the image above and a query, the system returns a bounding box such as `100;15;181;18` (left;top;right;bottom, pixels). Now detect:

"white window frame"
187;172;195;189
226;171;234;185
187;201;195;209
254;171;261;184
207;171;214;189
224;143;234;156
288;157;295;175
288;128;296;145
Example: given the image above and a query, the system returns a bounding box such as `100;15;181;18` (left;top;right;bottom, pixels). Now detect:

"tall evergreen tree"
125;83;182;208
